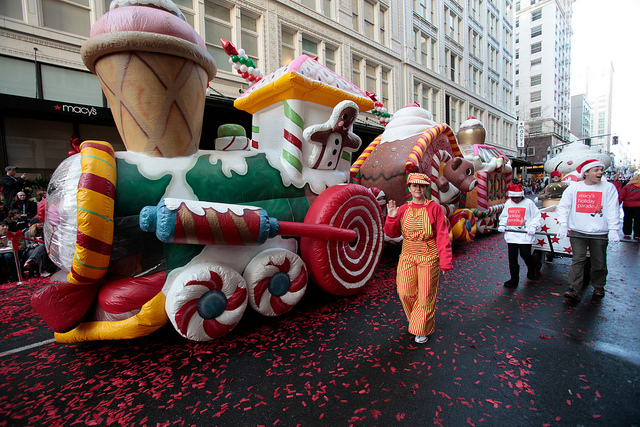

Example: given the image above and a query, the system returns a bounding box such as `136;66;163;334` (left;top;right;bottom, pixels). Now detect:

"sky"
570;0;640;164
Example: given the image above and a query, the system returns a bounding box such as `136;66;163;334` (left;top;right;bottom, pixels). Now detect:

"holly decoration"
366;91;392;126
221;39;263;83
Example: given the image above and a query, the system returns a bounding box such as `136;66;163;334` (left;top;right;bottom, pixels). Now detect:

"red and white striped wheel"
166;264;247;341
301;184;384;296
243;248;307;317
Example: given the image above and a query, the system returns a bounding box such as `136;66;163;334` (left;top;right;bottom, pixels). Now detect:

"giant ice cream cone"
81;0;216;157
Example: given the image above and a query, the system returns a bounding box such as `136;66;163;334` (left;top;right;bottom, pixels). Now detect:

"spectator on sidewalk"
557;159;621;301
1;166;26;209
618;174;640;240
0;220;26;283
10;191;37;220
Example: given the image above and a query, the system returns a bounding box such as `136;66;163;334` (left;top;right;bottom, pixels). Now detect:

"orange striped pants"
396;253;440;336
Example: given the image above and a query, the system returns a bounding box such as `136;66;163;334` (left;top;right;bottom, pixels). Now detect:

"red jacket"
384;201;453;270
619;183;640;207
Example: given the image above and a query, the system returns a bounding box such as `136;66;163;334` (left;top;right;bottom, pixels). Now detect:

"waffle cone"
94;50;208;157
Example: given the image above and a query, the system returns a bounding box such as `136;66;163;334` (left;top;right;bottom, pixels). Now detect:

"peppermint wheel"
166;264;247;341
476;215;496;235
450;209;477;243
243;249;307;317
301;184;384;296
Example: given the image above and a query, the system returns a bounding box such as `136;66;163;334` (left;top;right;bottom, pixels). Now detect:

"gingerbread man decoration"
303;100;361;170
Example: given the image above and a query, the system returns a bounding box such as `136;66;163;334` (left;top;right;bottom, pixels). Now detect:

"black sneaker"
592;289;605;298
527;271;541;281
504;279;518;288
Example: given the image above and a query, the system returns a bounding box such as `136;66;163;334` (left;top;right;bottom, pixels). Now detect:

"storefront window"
0;56;37;98
41;65;104;106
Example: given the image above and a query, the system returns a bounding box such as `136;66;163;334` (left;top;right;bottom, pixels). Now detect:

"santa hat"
550;171;562;178
577;159;605;176
507;183;524;197
406;173;431;186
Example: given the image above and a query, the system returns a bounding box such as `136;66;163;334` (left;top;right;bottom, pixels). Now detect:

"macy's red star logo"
54;104;61;110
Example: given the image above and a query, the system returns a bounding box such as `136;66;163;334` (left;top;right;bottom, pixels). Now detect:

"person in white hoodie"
498;183;542;287
556;159;621;300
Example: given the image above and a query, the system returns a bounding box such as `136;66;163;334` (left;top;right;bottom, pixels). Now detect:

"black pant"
507;243;535;281
622;206;640;238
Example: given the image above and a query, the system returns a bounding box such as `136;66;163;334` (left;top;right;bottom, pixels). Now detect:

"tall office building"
585;63;614;154
569;93;591;140
1;0;517;178
514;0;572;164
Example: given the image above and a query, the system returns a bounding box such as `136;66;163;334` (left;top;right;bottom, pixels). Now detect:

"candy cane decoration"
476;171;489;211
282;99;305;184
350;135;382;184
426;149;452;203
405;123;459;173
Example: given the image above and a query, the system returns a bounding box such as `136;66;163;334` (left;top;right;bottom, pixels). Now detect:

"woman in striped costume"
384;173;453;344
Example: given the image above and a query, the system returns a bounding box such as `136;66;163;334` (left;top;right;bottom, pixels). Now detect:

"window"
526;146;535;156
531;58;542;70
445;50;461;83
42;0;91;37
445;8;462;43
353;0;387;44
414;80;439;122
530;107;541;117
531;42;542;54
0;0;23;20
282;30;296;66
531;74;541;86
173;0;195;26
515;95;519;106
530;122;542;133
530;91;541;102
531;26;542;38
204;1;234;71
240;12;259;65
352;58;362;88
532;9;542;21
41;64;103;106
469;0;481;22
489;46;498;70
0;56;36;98
469;66;482;95
283;28;338;70
301;0;332;17
415;0;436;23
416;31;437;70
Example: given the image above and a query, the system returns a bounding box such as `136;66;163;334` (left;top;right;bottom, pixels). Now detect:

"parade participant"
537;170;568;204
497;183;542;287
618;174;640;240
1;166;26;208
557;159;621;300
384;173;452;344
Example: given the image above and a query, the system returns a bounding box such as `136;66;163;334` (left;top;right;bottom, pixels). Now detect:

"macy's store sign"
54;103;98;116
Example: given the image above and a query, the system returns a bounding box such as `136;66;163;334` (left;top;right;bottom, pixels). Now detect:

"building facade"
584;62;614;154
569;93;591;140
1;0;517;180
514;0;572;165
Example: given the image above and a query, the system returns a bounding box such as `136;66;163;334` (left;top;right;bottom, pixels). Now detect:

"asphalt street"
1;231;639;426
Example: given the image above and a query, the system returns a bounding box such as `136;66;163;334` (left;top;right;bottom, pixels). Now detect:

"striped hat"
406;173;431;186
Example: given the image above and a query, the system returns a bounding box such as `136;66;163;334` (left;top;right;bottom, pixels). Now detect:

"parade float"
31;0;384;343
351;113;511;244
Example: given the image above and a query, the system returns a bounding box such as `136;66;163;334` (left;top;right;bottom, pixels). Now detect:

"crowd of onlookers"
0;166;55;283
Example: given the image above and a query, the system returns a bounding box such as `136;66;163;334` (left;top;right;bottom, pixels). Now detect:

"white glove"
556;225;568;239
608;230;620;243
527;226;537;236
498;226;506;233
